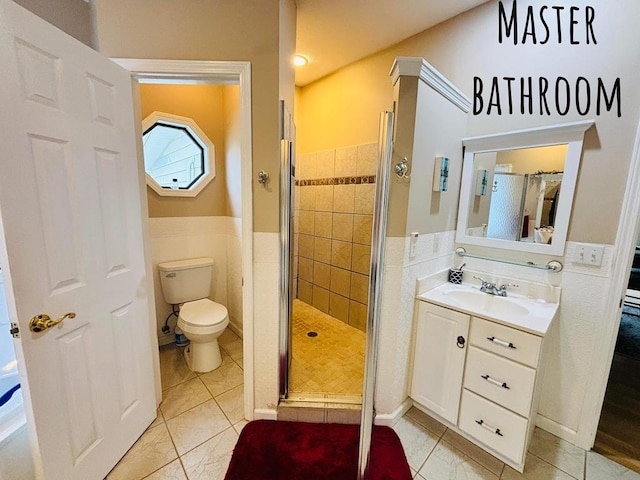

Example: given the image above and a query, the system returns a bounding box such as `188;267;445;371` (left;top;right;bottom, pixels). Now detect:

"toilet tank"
157;257;214;305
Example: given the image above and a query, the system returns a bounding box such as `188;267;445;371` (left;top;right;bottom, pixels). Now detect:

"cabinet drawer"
459;389;528;465
464;346;536;417
470;317;542;367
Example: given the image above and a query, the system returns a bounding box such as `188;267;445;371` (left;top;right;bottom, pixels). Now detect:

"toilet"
158;257;229;373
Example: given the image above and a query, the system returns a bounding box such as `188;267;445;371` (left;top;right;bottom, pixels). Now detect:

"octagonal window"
142;112;215;197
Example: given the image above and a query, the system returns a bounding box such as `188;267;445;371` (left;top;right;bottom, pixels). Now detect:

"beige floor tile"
220;338;243;362
392;417;439;472
149;409;165;429
326;407;361;424
166;400;231;456
219;349;235;367
107;423;177;480
0;425;35;480
529;427;586;479
161;377;211;420
160;345;196;390
142;459;187;480
233;355;243;368
218;328;240;348
289;300;365;397
501;453;576;480
441;429;504;476
199;361;244;397
180;428;239;480
233;419;249;435
419;440;500;480
215;384;245;424
586;451;640;480
296;407;328;423
405;407;447;438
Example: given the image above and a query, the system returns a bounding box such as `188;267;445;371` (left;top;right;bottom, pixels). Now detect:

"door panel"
0;1;156;478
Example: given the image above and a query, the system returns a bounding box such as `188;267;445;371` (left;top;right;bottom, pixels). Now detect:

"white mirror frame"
457;120;594;256
142;111;215;197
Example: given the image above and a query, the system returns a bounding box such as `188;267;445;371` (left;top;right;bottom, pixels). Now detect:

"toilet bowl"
178;298;229;373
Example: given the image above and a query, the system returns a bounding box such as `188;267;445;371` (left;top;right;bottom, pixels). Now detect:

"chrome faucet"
473;276;518;296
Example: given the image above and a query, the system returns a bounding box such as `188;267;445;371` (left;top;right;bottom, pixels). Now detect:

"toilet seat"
179;298;228;327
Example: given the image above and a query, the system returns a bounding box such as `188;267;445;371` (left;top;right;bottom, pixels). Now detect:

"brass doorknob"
29;312;76;333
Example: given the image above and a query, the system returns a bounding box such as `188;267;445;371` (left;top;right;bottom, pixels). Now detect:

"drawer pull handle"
486;336;516;349
481;374;510;389
456;336;466;348
475;419;504;437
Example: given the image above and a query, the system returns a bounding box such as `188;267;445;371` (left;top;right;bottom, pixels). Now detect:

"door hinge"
10;322;19;338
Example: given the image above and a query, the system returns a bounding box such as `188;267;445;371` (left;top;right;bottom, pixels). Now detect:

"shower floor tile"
289;299;365;397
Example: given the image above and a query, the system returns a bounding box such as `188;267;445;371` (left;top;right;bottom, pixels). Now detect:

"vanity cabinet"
410;300;548;472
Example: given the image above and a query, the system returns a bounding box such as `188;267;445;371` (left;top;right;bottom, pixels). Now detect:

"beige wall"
94;0;293;232
385;74;469;237
224;86;243;218
279;0;297;112
140;83;229;218
497;145;568;174
295;0;640;244
13;0;94;47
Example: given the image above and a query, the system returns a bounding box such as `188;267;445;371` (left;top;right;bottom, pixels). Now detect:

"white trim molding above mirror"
142;111;216;197
457;120;594;256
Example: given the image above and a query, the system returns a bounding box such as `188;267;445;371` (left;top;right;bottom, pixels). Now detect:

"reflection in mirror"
457;120;594;256
467;145;567;244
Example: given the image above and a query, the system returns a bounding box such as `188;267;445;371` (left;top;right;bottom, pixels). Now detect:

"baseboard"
254;408;278;421
374;398;413;427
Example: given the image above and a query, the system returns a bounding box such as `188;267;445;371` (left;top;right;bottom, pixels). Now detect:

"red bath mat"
224;420;412;480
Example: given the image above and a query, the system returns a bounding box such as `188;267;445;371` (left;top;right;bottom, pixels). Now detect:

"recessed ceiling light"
294;54;309;67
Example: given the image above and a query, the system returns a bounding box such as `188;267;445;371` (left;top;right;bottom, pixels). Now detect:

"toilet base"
183;339;223;373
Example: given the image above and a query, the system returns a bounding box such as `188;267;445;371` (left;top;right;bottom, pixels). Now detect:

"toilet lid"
179;299;228;327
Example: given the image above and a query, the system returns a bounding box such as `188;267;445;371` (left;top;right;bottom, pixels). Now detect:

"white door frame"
111;59;255;419
577;118;640;447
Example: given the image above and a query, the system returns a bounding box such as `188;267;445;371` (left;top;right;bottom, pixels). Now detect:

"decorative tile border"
295;175;376;187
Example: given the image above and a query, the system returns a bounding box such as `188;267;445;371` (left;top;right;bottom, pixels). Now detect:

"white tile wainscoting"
148;216;243;344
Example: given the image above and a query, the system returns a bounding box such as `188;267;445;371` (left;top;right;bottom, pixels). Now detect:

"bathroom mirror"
142;111;215;197
456;120;594;256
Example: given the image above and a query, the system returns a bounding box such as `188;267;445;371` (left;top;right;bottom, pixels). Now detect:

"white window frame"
142;111;215;197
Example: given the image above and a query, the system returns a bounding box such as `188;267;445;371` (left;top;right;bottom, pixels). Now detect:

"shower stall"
286;142;378;401
486;172;528;241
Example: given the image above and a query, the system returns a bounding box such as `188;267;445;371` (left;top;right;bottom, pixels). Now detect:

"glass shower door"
487;172;528;241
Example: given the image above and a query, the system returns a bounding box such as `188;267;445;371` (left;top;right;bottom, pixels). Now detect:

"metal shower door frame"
358;110;395;479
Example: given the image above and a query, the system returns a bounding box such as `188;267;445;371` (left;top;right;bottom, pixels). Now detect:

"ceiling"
295;0;490;86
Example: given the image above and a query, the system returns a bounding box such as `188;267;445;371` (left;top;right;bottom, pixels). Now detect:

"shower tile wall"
294;143;377;332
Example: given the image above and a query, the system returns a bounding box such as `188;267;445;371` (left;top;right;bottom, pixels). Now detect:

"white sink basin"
416;281;560;336
442;290;529;317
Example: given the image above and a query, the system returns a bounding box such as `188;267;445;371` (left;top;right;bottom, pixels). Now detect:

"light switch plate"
573;243;605;266
409;232;419;258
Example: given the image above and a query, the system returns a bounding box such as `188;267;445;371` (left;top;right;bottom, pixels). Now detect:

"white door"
410;302;469;424
0;2;156;479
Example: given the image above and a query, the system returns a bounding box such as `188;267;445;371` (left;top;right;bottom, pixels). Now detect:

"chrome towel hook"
257;170;270;185
394;157;411;179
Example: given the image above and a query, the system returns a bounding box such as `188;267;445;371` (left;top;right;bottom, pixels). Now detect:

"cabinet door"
410;302;470;424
